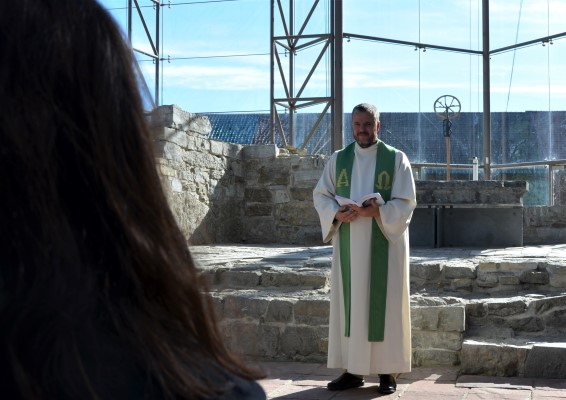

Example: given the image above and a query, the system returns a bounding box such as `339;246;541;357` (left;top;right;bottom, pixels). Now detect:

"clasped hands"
334;198;380;223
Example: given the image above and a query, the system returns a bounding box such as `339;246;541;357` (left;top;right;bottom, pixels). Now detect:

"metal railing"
412;160;566;206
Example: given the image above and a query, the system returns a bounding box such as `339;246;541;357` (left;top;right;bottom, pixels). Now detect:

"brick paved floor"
258;362;566;399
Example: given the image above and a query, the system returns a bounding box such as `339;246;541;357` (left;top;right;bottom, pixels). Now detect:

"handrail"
412;160;566;206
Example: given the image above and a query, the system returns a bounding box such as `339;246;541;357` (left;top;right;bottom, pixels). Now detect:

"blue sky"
99;0;566;114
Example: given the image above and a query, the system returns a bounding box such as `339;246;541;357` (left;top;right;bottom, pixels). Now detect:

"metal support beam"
332;0;343;152
127;0;160;107
482;0;491;179
270;0;335;152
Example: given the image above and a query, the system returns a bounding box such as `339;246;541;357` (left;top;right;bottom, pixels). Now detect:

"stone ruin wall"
151;105;565;246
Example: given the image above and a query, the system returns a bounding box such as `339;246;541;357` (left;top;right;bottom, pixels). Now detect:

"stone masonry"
151;105;565;246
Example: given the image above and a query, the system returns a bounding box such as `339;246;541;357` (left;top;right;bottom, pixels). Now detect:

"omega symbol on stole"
375;171;391;191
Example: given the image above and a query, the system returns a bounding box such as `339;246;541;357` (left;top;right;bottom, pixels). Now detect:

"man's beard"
356;133;377;148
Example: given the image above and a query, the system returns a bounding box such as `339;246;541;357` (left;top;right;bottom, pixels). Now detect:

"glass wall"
99;0;566;205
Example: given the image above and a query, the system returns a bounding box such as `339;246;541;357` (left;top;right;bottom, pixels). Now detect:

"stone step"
211;288;566;374
465;293;566;339
410;258;566;294
461;338;566;378
210;288;330;362
210;288;467;367
204;262;330;290
193;245;566;376
202;256;566;295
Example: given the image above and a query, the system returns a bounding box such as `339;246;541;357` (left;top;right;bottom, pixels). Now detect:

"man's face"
352;111;379;148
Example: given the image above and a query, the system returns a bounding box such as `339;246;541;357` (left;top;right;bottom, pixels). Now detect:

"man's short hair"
352;103;380;124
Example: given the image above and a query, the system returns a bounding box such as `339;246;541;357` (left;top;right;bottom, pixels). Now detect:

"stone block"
192;136;211;152
219;270;261;288
520;270;549;284
476;274;499;288
412;349;459;367
245;217;277;243
222;293;269;320
543;309;566;333
465;324;514;339
317;336;329;355
411;263;443;280
294;298;330;325
209;139;225;156
498;275;521;285
499;261;538;272
245;187;273;202
157;141;185;162
290;187;314;201
460;340;529;377
445;265;477;279
543;262;566;288
277;201;320;226
438;306;466;332
293;169;323;185
451;278;473;291
411;306;465;332
297;273;329;289
508;316;545;333
487;299;527;316
265;299;295;323
152;126;189;148
478;262;498;272
466;302;488;318
280;326;323;358
152;105;211;135
246;203;273;217
412;307;441;330
412;330;463;351
261;271;300;287
170;177;183;192
156;159;176;175
271;187;291;204
258;164;290;186
221;321;280;358
304;256;332;269
242;145;279;159
276;226;322;246
531;295;566;314
525;343;566;379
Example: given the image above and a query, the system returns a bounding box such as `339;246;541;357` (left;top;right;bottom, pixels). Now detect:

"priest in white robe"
313;103;416;394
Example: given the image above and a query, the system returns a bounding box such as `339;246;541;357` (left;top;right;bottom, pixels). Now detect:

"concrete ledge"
416;180;529;206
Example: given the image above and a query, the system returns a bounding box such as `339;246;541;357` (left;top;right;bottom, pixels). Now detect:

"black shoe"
327;372;364;391
378;374;396;394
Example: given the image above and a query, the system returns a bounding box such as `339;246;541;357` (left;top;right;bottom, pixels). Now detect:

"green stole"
335;140;396;342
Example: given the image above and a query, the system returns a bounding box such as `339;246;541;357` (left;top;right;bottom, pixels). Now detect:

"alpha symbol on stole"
337;169;350;188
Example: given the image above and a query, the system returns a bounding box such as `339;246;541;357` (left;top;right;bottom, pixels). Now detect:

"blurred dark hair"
0;0;261;398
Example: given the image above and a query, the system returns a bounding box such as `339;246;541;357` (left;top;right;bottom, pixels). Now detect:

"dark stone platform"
412;180;529;247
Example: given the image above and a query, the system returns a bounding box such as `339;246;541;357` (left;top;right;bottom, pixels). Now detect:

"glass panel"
418;167;479;182
491;0;566;50
343;0;481;50
553;167;566;205
158;1;270;113
492;166;549;206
